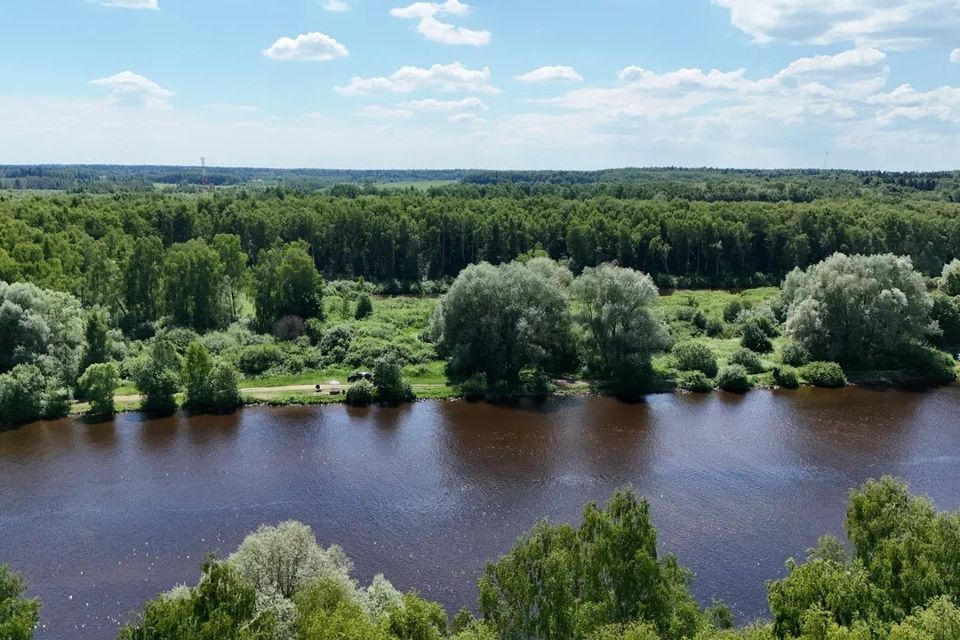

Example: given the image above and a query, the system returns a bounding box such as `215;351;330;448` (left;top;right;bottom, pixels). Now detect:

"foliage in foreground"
10;478;960;640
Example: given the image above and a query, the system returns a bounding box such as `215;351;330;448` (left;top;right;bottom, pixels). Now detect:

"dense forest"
4;478;960;640
2;184;960;294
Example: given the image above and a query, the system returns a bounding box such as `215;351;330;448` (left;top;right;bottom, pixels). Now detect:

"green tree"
80;309;110;373
0;565;40;640
355;293;374;320
940;259;960;297
78;362;118;417
479;488;701;640
0;364;46;428
572;264;670;393
122;236;165;328
213;234;248;322
132;339;181;415
253;242;324;330
432;260;573;384
164;239;226;332
671;342;718;377
782;254;934;366
373;355;415;403
209;362;241;414
182;342;214;411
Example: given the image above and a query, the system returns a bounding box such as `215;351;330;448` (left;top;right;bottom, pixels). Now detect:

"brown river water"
1;387;959;639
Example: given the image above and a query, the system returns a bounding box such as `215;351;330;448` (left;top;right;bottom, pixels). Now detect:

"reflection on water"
0;387;958;640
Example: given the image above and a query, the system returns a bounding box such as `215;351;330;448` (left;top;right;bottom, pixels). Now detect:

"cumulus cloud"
951;49;960;63
399;97;488;111
357;105;414;120
91;71;173;108
391;0;490;46
322;0;349;10
263;32;349;61
335;62;500;95
98;0;158;8
514;66;584;83
713;0;960;49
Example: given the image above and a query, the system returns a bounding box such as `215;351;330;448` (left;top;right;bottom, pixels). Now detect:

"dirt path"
112;382;445;404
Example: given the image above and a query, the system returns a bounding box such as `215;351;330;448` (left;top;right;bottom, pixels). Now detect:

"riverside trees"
781;254;935;366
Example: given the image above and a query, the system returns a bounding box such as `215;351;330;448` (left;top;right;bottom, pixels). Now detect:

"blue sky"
1;0;959;169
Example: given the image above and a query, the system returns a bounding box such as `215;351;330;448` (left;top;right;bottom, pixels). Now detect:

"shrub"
773;366;800;389
740;319;773;353
803;362;847;388
678;370;713;393
723;298;746;323
460;373;488;401
705;317;726;338
355;293;374;320
78;362;118;417
931;293;960;347
717;364;751;392
132;340;181;415
373;355;415;403
208;362;242;412
781;341;810;367
237;343;284;375
691;309;708;331
0;365;46;427
941;259;960;297
671;342;718;377
272;315;306;342
319;325;354;364
904;345;958;384
345;379;376;406
182;342;214;410
728;347;764;374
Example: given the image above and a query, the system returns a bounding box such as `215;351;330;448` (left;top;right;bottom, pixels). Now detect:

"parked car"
348;371;374;383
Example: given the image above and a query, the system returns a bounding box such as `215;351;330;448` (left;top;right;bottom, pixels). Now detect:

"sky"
1;0;959;170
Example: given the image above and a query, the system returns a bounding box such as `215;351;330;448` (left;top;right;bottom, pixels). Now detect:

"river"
1;387;959;639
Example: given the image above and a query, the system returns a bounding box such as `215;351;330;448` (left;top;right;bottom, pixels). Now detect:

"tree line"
2;189;960;299
4;478;960;640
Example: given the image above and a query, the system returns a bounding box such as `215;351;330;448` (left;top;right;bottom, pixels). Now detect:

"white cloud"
357;105;415;120
98;0;158;8
91;71;173;108
514;66;583;83
390;0;470;19
399;97;488;111
263;32;349;61
951;49;960;63
322;0;350;11
773;47;887;79
713;0;960;49
335;62;500;95
390;0;490;46
415;16;491;46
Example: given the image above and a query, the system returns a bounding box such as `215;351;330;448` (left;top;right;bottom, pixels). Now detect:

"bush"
0;365;46;427
237;343;284;375
671;342;718;377
78;362;118;417
717;364;751;392
803;362;847;388
132;340;181;415
931;293;960;347
355;293;374;319
677;370;713;393
705;317;726;337
345;379;376;406
373;355;415;403
728;347;764;374
941;259;960;297
904;345;958;384
460;373;488;401
773;366;800;389
208;362;242;412
319;325;354;364
781;341;810;367
272;315;306;342
740;319;773;353
723;298;746;323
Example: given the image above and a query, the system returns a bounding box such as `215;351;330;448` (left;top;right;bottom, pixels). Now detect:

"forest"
1;171;960;427
3;477;960;640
